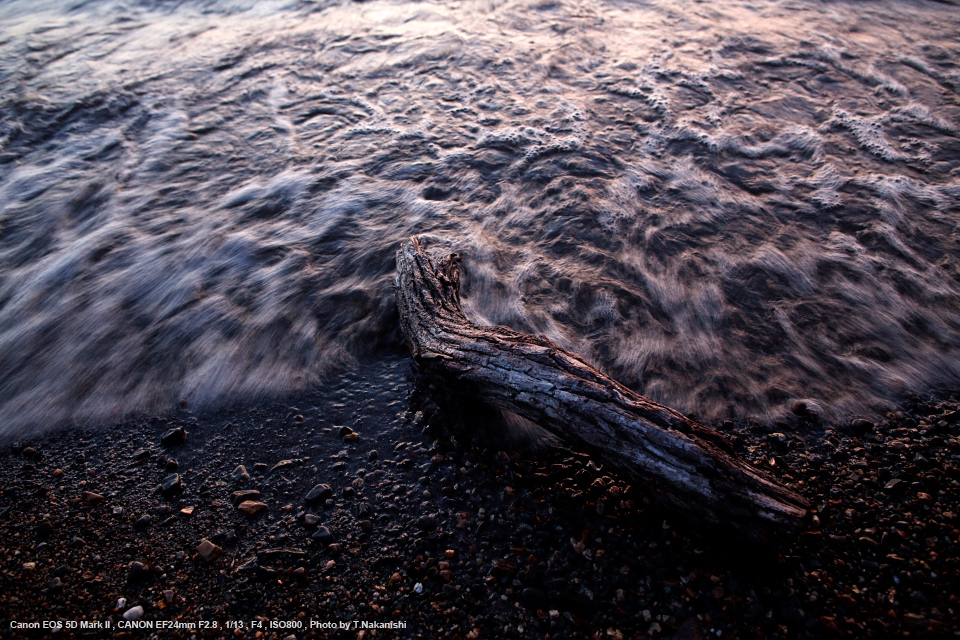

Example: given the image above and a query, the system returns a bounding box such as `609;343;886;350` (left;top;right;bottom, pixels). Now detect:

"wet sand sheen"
1;0;960;435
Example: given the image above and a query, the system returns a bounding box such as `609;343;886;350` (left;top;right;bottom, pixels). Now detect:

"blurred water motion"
1;0;959;435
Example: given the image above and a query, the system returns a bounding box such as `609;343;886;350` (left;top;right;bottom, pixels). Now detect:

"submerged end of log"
395;236;809;544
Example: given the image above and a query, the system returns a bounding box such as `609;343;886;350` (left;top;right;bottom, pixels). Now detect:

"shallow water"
1;0;959;436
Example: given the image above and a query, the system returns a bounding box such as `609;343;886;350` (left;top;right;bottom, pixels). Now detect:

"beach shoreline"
1;357;958;639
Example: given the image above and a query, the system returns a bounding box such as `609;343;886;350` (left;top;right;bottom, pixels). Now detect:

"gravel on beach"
1;356;959;639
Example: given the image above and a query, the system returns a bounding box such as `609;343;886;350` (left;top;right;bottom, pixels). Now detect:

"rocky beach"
1;355;959;638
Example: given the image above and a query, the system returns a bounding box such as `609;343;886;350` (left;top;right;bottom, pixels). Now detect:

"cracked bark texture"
395;236;809;542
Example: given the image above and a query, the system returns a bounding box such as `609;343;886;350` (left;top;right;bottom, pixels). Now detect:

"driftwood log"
395;236;809;542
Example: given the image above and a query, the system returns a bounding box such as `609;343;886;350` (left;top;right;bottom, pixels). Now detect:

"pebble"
160;426;186;446
232;465;250;482
270;459;295;472
312;526;334;545
81;491;104;506
123;606;144;621
133;515;152;529
180;506;195;517
305;484;332;502
237;500;267;517
303;513;320;527
231;490;261;506
160;474;183;494
847;418;875;434
417;514;438;530
884;478;905;492
197;539;222;563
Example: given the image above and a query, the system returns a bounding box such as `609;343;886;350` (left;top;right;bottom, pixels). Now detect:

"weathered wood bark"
395;236;809;543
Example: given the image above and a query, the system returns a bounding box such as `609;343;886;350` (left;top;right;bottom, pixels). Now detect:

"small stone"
132;449;151;462
338;426;353;437
81;491;104;506
237;500;267;517
160;474;183;495
360;519;373;532
884;479;905;492
306;484;332;503
368;450;378;461
444;549;456;559
312;526;334;545
344;432;360;443
180;506;195;517
417;514;438;530
231;490;261;506
133;515;152;529
303;514;320;527
21;562;36;572
342;486;355;498
848;418;875;435
161;426;186;446
325;560;336;570
123;605;144;621
163;590;175;604
46;577;62;590
197;539;222;562
270;460;295;473
232;465;250;482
